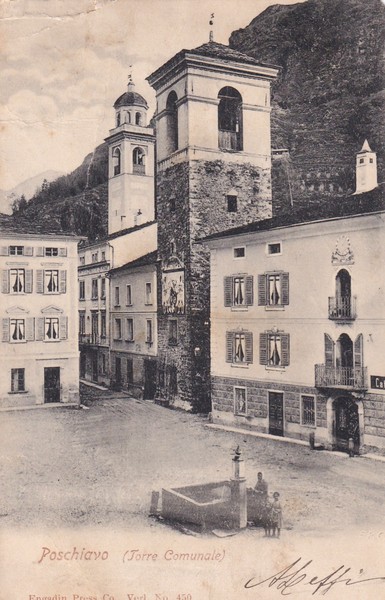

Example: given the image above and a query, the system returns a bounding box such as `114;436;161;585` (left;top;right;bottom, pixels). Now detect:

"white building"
205;195;385;452
0;217;82;408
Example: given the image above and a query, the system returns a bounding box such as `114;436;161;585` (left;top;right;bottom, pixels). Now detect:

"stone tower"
354;139;378;195
105;80;155;235
147;41;279;411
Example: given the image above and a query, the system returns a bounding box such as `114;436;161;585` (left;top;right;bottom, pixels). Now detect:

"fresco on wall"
162;270;185;314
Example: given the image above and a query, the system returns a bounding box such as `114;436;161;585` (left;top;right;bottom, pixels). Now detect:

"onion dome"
113;81;148;110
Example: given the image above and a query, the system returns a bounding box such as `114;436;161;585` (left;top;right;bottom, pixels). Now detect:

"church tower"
354;139;378;195
105;80;155;235
147;41;279;411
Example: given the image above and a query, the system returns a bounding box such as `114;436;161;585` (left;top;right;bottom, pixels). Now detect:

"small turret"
354;139;377;194
113;80;149;128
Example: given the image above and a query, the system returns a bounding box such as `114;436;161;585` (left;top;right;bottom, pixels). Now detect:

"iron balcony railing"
315;364;368;390
79;333;108;346
328;296;357;320
218;130;242;151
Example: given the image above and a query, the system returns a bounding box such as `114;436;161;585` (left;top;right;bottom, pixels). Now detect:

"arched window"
133;147;145;174
125;111;131;124
166;91;178;154
218;87;243;151
135;111;142;126
336;334;353;369
329;269;354;319
112;147;121;176
116;112;121;127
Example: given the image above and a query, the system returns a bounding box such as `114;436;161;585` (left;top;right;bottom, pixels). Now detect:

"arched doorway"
334;269;352;318
334;396;360;453
336;333;353;385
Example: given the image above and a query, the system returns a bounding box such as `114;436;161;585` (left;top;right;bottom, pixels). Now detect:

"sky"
0;0;306;191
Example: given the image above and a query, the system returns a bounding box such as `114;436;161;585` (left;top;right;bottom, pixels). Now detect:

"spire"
209;13;214;42
360;139;372;153
127;66;135;92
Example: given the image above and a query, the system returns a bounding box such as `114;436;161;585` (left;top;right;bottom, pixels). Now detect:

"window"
79;256;85;266
224;275;253;308
36;270;65;294
45;247;58;257
127;358;134;383
10;319;25;342
10;269;25;293
301;395;316;427
146;320;153;343
218;87;243;151
11;368;25;393
170;198;176;212
91;279;98;300
267;242;282;255
101;251;106;262
133;147;145;174
100;278;106;299
113;146;121;176
79;280;85;300
114;286;120;306
45;317;59;341
370;158;374;164
44;270;59;294
169;320;178;345
234;387;247;416
100;312;106;337
116;112;121;127
145;282;152;305
226;330;253;365
259;331;290;368
227;195;237;212
359;158;364;164
114;318;122;340
91;252;98;263
233;247;245;259
126;284;132;305
166;91;178;153
9;246;24;256
258;272;289;307
79;312;85;335
135;111;142;126
126;318;134;341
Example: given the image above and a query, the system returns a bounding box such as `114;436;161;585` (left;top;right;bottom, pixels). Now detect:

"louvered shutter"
58;247;67;257
0;246;9;256
25;270;33;293
245;331;253;364
224;276;233;307
258;275;267;306
259;332;268;365
226;331;233;362
24;246;33;256
59;316;68;340
25;318;35;341
2;318;10;342
36;247;44;257
281;273;289;305
324;333;335;367
36;318;45;341
2;270;10;294
59;270;67;293
245;276;254;306
354;334;363;369
36;270;44;293
281;333;290;366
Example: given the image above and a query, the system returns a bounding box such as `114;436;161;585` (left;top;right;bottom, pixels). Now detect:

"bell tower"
105;80;155;235
354;139;378;195
147;41;279;411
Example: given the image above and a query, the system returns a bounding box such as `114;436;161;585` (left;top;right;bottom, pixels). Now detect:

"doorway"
334;397;360;453
92;351;98;382
144;359;157;400
269;391;284;436
115;357;122;388
44;367;61;403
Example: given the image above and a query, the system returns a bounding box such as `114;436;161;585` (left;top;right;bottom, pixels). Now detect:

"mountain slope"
0;170;64;214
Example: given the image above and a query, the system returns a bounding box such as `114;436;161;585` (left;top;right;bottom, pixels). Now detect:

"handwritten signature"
244;557;385;596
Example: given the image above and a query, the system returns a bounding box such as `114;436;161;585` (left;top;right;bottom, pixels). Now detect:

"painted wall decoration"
162;270;185;314
331;235;354;265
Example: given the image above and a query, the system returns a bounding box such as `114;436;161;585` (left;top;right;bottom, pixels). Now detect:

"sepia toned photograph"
1;0;385;598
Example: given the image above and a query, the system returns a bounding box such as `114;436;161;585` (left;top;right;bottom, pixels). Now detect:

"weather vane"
128;65;133;85
209;13;214;42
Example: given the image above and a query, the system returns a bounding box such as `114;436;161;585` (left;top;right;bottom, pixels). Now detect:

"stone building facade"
147;41;279;411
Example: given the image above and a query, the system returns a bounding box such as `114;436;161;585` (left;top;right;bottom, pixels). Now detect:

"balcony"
328;296;356;321
315;364;368;390
79;334;108;347
218;130;242;151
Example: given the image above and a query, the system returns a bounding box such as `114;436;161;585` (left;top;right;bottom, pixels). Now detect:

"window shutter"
25;269;33;293
281;333;290;366
281;273;289;305
59;316;68;340
36;247;44;257
2;270;10;294
226;331;233;363
259;332;268;365
24;246;33;256
258;274;267;306
0;246;9;256
324;333;335;367
59;270;67;293
36;270;44;293
245;275;254;306
354;334;363;369
36;318;45;341
245;331;253;363
2;318;10;342
59;247;67;257
25;318;35;341
224;276;233;307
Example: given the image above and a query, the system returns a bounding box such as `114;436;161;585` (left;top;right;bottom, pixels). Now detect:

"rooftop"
108;251;158;276
0;214;80;239
79;220;156;249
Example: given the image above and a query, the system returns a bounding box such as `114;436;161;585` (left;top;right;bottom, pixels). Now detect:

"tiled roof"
108;251;158;275
80;220;156;248
201;185;385;242
0;214;79;238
